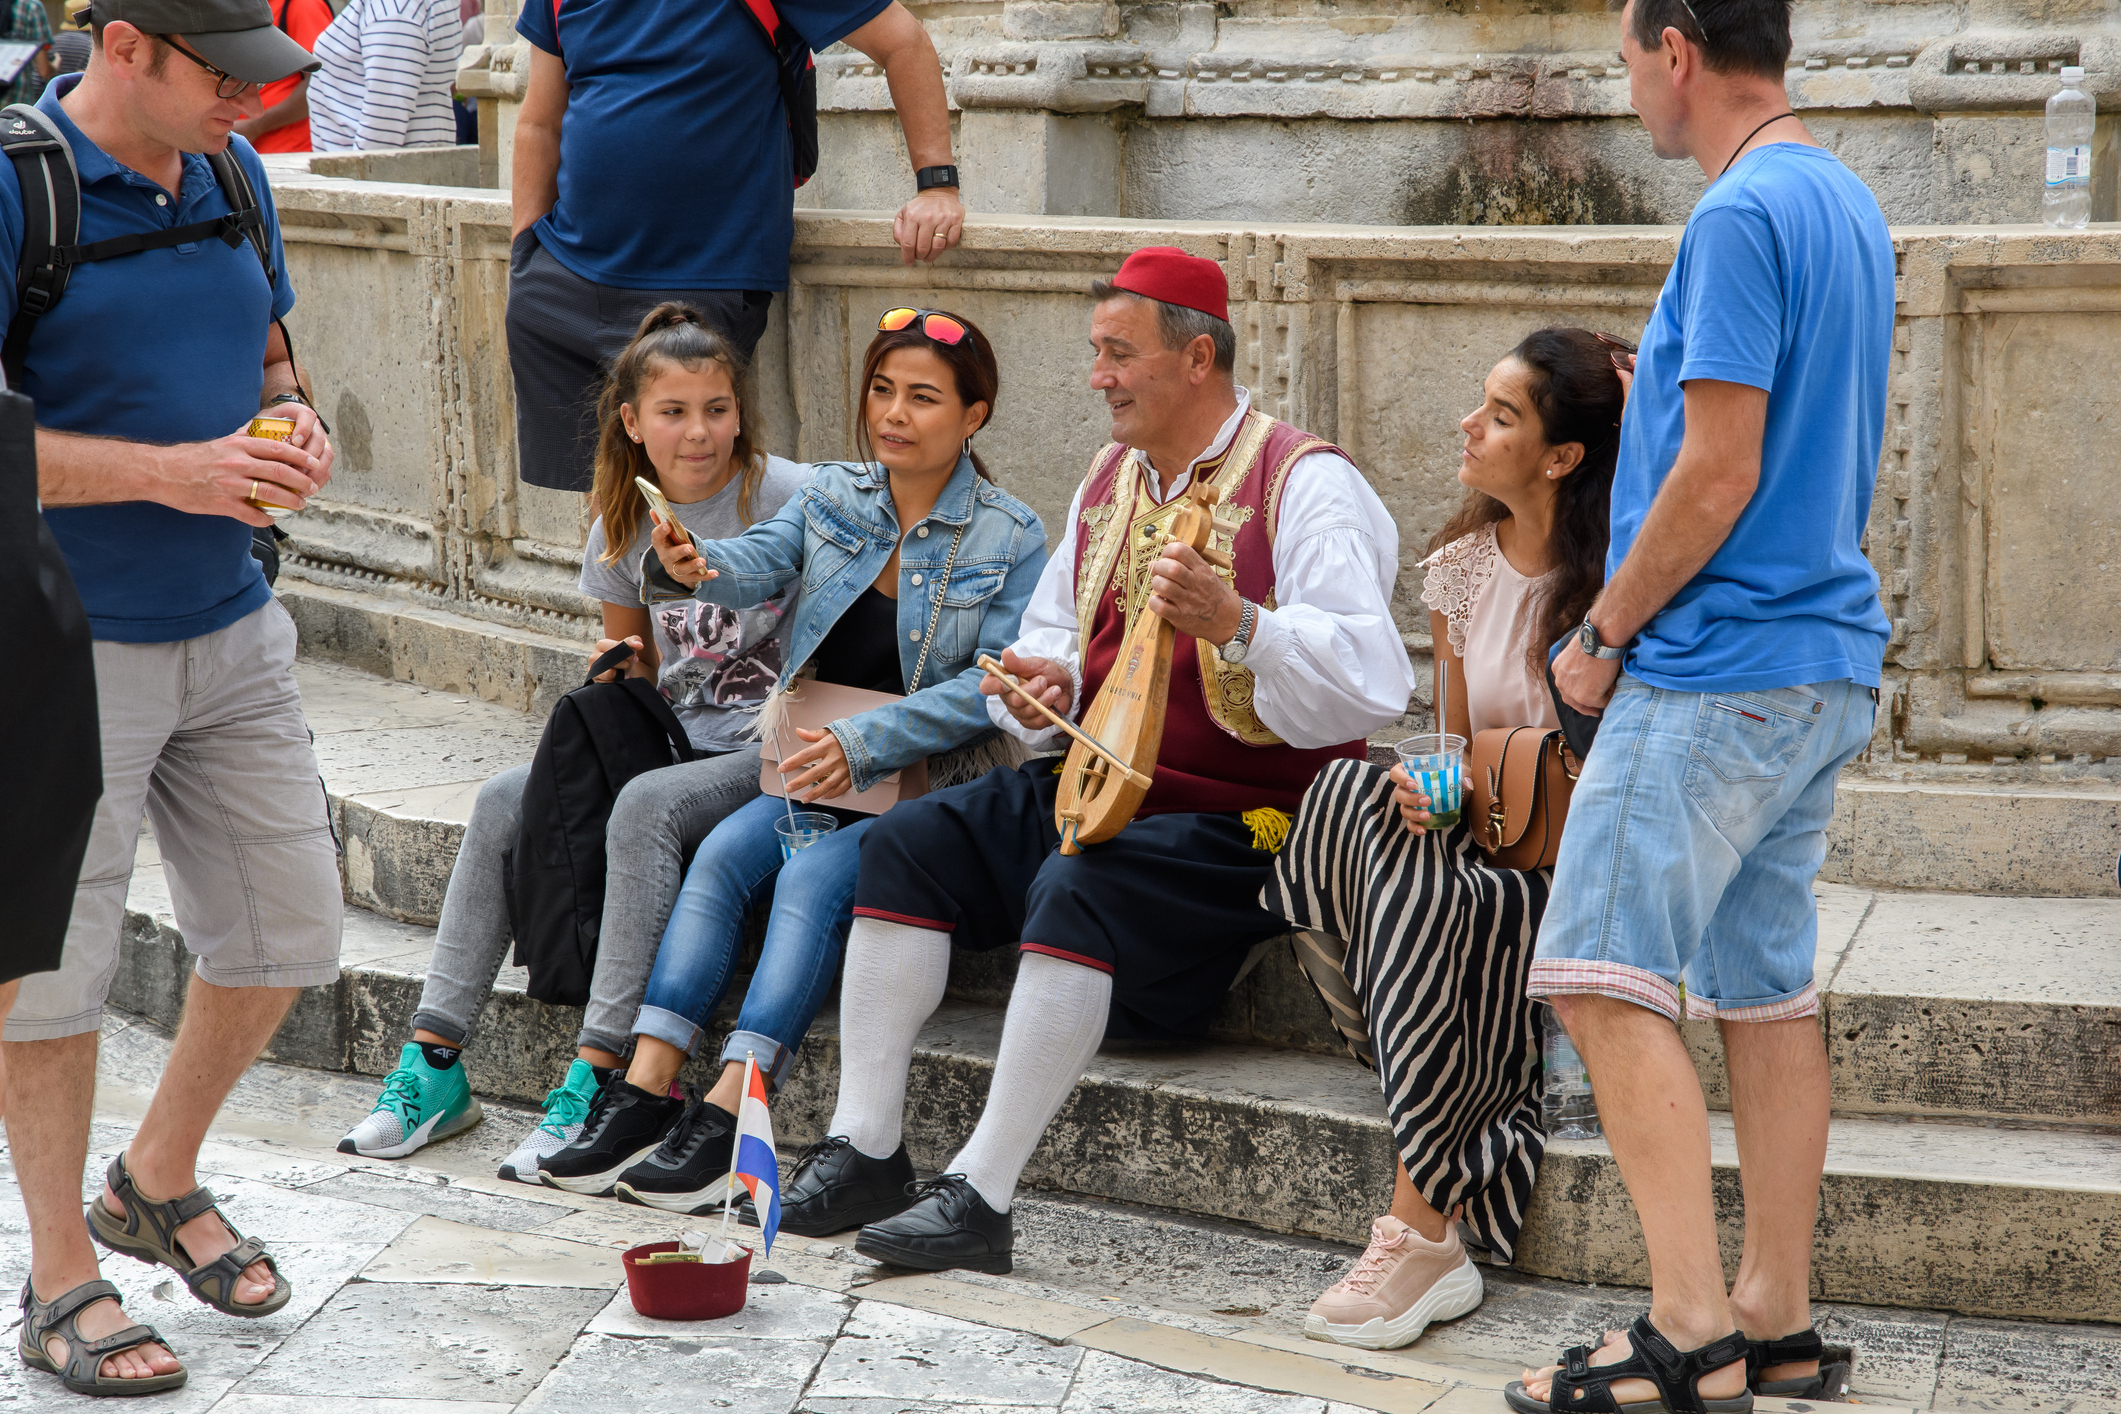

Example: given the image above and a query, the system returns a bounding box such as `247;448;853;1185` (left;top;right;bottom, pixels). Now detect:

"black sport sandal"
1504;1314;1754;1414
1746;1328;1853;1401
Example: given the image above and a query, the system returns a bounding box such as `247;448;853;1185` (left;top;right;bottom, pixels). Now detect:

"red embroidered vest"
1072;408;1367;816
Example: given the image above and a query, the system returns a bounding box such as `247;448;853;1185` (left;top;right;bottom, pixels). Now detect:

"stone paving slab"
2;1013;2110;1412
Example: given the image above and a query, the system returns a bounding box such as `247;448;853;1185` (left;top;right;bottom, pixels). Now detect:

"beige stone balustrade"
265;164;2121;783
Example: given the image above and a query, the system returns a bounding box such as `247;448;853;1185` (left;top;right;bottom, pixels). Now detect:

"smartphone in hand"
634;476;691;546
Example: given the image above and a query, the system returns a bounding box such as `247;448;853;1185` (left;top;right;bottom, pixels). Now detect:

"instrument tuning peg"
1211;517;1241;537
1199;545;1234;570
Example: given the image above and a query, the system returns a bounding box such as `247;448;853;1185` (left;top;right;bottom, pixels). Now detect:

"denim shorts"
1529;675;1876;1022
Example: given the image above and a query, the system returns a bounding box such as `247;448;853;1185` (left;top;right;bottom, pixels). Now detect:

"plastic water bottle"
2043;66;2094;230
1541;1010;1601;1140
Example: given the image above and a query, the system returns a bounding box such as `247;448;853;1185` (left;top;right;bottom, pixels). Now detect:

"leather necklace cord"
1719;111;1797;179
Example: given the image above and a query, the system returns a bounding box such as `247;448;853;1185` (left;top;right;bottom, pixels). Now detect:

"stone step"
113;876;2121;1325
276;650;2121;1124
284;580;2121;899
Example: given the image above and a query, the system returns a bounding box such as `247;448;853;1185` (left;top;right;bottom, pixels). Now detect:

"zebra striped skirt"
1262;758;1549;1261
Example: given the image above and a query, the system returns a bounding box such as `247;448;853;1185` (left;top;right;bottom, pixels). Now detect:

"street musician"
779;247;1415;1273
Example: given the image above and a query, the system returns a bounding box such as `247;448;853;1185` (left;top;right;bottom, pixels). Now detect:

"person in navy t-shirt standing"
1507;1;1894;1412
2;0;347;1396
508;0;964;494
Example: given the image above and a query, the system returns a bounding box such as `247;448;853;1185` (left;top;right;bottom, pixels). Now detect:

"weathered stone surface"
807;1302;1085;1405
241;1282;607;1402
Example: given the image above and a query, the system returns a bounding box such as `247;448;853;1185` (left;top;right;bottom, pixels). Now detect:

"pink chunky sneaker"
1304;1215;1484;1350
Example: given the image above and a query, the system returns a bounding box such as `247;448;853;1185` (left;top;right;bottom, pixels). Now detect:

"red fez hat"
1108;246;1229;324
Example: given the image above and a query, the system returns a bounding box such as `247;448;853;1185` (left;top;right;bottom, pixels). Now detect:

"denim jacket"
649;454;1048;793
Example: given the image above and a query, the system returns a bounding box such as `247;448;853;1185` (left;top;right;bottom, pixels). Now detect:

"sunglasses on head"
877;307;968;346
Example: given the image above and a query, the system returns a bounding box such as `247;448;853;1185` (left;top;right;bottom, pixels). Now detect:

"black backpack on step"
506;643;698;1006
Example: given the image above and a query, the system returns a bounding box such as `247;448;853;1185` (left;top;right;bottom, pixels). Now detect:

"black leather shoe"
854;1173;1013;1275
779;1135;917;1237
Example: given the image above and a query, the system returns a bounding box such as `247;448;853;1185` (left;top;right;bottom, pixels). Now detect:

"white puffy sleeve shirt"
988;392;1416;752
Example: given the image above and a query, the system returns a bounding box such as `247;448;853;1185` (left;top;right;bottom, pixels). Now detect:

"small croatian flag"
734;1057;781;1256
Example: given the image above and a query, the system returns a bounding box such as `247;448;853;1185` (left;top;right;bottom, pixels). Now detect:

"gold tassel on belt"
1242;807;1291;854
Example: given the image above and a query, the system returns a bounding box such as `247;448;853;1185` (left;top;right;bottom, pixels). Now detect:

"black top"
812;586;904;695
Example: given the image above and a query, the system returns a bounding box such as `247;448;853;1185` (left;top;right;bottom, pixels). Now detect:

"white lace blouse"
1419;523;1561;737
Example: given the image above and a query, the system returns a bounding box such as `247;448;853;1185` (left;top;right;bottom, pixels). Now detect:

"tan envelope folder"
758;680;929;815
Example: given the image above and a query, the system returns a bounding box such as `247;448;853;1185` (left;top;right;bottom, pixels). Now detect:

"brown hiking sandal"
86;1154;291;1318
18;1279;187;1397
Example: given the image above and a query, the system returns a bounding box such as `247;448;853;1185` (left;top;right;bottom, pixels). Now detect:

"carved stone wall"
457;0;2121;227
263;165;2121;783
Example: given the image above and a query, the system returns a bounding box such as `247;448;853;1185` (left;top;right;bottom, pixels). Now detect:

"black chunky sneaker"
536;1080;684;1195
778;1135;916;1237
854;1173;1013;1275
613;1099;739;1215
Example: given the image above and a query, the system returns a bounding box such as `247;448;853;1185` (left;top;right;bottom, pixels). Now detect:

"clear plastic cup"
1394;732;1468;829
773;811;838;861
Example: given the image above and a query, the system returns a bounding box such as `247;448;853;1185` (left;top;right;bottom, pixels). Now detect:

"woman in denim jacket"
535;309;1049;1205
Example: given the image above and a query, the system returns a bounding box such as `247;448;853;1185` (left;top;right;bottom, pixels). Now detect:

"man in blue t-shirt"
508;0;963;494
2;1;346;1394
1510;2;1893;1412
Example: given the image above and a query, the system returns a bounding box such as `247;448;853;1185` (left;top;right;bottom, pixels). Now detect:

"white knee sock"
947;952;1112;1212
827;917;952;1160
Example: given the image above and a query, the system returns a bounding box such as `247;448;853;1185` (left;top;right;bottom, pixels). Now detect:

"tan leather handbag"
1466;726;1580;870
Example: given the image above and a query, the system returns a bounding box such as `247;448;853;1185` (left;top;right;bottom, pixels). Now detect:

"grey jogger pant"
411;747;762;1055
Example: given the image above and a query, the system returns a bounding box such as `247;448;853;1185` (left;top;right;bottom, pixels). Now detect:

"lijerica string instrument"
1047;473;1238;854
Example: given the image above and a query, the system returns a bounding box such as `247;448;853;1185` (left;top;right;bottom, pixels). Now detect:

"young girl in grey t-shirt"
340;304;807;1179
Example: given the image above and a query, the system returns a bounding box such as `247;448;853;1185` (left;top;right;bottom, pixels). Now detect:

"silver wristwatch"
1220;599;1259;665
1579;616;1627;661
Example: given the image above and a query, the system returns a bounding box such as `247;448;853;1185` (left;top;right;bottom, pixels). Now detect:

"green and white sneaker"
497;1059;605;1185
338;1042;484;1159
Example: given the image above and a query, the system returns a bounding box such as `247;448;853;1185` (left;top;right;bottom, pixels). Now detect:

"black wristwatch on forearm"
915;165;959;193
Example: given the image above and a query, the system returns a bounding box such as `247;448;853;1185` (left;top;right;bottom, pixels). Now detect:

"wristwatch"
1579;616;1627;661
915;164;960;193
1219;599;1259;665
266;392;310;410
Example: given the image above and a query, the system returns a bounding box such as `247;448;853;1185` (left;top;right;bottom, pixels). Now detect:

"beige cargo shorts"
6;599;343;1040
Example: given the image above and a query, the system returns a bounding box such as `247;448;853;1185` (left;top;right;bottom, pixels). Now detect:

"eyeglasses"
156;36;262;100
877;307;968;346
1668;0;1710;43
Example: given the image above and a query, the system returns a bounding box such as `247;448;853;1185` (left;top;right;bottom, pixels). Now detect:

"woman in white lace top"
1262;328;1627;1350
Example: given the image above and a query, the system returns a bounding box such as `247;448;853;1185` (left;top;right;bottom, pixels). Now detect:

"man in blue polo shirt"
1509;1;1893;1411
508;0;964;493
2;0;344;1394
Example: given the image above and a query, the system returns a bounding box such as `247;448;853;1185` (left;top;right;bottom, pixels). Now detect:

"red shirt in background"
251;0;336;153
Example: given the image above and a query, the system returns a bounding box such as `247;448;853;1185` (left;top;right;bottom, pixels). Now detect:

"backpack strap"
206;145;275;290
1;102;80;390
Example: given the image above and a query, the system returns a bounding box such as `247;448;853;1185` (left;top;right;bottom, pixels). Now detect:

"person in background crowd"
541;308;1044;1207
450;0;476;144
508;0;964;496
782;249;1414;1276
233;0;334;152
1264;328;1624;1350
339;305;807;1184
2;0;54;106
1;1;335;1396
51;16;91;77
308;0;462;152
1508;0;1893;1408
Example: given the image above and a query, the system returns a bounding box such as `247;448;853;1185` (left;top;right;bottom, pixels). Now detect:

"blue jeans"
1529;676;1876;1022
635;792;869;1092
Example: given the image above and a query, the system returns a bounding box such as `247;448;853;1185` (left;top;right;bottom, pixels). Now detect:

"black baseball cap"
85;0;321;84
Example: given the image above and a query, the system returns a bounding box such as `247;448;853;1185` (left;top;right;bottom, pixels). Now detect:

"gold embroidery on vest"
1073;447;1135;635
1193;412;1285;747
